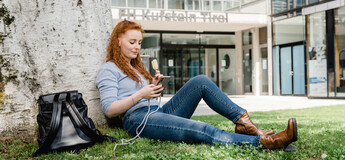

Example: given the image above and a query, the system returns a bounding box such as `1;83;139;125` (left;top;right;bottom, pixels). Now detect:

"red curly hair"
107;20;152;85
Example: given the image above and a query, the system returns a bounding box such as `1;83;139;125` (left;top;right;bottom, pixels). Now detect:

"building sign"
119;8;229;23
140;48;160;58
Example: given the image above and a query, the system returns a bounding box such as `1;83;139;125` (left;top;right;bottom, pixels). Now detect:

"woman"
96;20;297;150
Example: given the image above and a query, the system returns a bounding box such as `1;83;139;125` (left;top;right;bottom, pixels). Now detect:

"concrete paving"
159;95;345;116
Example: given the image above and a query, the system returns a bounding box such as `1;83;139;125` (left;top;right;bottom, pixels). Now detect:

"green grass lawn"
1;105;345;160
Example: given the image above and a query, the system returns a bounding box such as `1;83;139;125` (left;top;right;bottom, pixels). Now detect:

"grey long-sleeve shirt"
96;61;159;117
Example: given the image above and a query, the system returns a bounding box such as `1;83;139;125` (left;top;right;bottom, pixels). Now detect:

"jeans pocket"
124;111;145;135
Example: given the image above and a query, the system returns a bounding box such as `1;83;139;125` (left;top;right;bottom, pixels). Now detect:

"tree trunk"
0;0;113;140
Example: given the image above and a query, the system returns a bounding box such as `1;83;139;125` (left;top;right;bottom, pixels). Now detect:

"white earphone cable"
113;97;161;151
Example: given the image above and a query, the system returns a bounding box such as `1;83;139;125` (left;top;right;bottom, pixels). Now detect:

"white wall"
0;0;113;139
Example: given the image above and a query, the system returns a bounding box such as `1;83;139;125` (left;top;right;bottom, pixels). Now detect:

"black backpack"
34;90;116;156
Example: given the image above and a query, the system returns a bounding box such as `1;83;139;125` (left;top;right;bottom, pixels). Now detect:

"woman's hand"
106;83;163;118
152;71;163;85
106;79;164;118
139;84;164;99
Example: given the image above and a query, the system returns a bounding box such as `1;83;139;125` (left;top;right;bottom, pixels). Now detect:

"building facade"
111;0;271;96
111;0;345;98
271;0;345;98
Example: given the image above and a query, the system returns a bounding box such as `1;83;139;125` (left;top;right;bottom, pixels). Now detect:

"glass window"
272;0;329;14
243;49;252;93
143;33;160;49
261;47;268;93
296;0;305;7
205;48;217;84
203;0;211;10
187;0;194;9
293;45;306;95
168;0;185;9
280;47;293;94
213;1;222;11
242;31;252;45
149;0;163;8
308;11;327;97
200;34;235;45
273;46;280;95
272;0;305;14
335;7;345;97
142;33;161;75
149;0;156;8
223;1;231;10
187;0;200;10
112;0;126;7
128;0;146;8
195;0;200;10
162;33;199;44
272;0;288;14
233;0;241;8
273;16;305;45
182;48;200;84
308;0;319;5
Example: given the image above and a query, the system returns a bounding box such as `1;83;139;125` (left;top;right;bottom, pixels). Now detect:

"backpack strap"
34;94;63;156
65;92;116;142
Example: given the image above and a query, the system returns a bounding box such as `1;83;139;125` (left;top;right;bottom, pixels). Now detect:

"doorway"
143;31;236;95
278;43;306;95
161;46;235;94
161;47;202;94
205;48;237;95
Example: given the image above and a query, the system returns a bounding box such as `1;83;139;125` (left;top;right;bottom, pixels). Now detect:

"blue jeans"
122;75;261;146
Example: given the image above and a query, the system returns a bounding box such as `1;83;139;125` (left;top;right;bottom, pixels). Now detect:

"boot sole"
291;118;298;142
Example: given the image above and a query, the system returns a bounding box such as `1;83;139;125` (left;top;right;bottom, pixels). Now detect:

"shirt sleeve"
96;66;119;116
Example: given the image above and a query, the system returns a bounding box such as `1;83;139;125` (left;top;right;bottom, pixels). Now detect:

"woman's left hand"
152;71;163;85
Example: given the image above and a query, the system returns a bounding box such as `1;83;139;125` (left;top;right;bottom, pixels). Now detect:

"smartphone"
156;76;171;89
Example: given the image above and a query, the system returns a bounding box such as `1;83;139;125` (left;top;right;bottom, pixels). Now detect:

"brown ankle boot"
235;112;274;136
260;118;298;149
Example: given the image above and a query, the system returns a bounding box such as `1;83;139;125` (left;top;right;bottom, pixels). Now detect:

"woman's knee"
190;75;211;84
